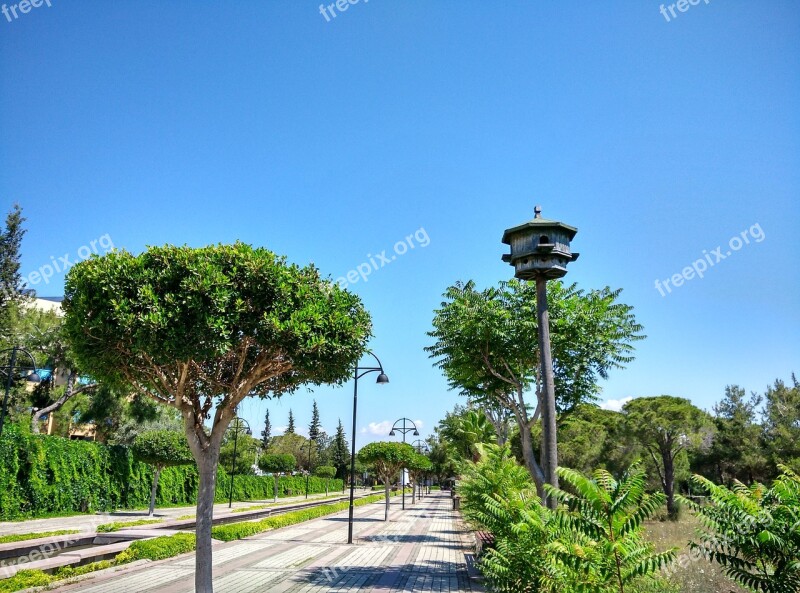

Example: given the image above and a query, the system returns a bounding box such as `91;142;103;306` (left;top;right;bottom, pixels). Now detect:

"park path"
0;490;357;537
48;491;483;592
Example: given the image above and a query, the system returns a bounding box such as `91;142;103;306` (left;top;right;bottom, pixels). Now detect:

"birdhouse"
501;206;579;280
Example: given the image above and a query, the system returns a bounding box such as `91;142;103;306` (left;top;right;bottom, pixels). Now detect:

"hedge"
0;426;342;520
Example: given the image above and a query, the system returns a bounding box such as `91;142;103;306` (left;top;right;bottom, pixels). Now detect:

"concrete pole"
535;275;559;509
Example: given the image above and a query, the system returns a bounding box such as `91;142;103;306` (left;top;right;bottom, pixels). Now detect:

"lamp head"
27;372;41;383
413;430;420;436
376;373;389;384
389;430;395;436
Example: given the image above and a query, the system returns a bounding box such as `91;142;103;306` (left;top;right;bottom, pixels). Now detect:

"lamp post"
0;346;41;437
305;435;315;499
411;439;430;500
502;205;578;509
389;418;418;510
227;416;252;508
348;351;389;545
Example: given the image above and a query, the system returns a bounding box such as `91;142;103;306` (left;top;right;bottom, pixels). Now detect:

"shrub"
0;530;78;544
114;532;196;563
0;569;53;593
97;519;163;533
681;466;800;592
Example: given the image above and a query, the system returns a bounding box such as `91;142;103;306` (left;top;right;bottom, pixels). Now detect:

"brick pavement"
47;492;483;592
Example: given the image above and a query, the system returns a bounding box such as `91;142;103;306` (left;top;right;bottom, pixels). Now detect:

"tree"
309;400;321;441
622;396;713;518
258;453;296;502
0;204;27;343
267;432;312;470
407;453;432;503
220;427;260;476
358;441;416;520
260;409;272;449
438;407;496;462
763;374;800;473
286;409;296;434
427;279;643;499
682;467;800;593
705;385;768;484
131;430;194;516
62;243;371;593
557;404;634;477
330;419;350;482
314;465;336;495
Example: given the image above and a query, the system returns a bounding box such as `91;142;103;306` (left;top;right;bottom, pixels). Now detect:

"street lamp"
389;417;418;510
0;346;41;437
227;416;252;508
348;351;389;544
411;439;430;499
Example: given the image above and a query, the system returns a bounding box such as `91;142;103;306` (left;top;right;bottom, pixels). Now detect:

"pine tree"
0;204;27;341
309;400;321;442
286;409;296;434
260;409;272;449
331;419;350;480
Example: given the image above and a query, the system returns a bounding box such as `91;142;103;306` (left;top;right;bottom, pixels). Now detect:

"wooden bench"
475;530;495;557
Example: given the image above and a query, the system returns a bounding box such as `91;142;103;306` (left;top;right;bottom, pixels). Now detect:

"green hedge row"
0;426;342;520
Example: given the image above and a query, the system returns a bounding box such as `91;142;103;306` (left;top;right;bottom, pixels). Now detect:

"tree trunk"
535;275;559;509
148;466;162;517
384;480;390;521
664;452;677;519
513;406;546;498
195;452;219;593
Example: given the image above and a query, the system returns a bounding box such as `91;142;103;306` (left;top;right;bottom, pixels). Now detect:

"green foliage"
460;446;676;593
314;465;336;479
267;433;313;471
96;518;163;532
131;430;193;469
438;407;496;462
0;204;27;343
260;409;272;448
681;467;800;592
330;419;350;481
0;529;78;544
763;375;800;473
258;454;296;474
0;569;54;593
357;441;416;482
286;409;296;434
115;532;196;563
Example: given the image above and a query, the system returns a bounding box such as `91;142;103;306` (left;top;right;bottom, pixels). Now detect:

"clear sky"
2;1;798;447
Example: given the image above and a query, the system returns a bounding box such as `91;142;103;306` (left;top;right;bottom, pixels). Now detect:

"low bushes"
0;530;78;544
114;532;196;563
96;519;163;533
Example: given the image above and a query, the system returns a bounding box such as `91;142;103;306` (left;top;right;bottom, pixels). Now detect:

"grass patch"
0;569;54;593
175;514;195;520
212;492;396;542
97;519;163;533
644;517;748;593
0;530;80;544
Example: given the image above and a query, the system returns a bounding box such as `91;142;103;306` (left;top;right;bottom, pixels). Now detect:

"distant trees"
330;419;350;481
0;204;27;344
258;454;296;502
314;465;336;495
622;396;712;518
286;409;296;434
763;375;800;472
131;430;194;516
260;410;272;449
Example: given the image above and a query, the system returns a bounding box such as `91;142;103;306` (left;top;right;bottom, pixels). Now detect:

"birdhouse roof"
501;216;578;245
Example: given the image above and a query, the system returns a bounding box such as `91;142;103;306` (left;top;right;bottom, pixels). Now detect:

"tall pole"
401;429;406;511
305;436;314;499
228;419;240;508
0;346;18;438
536;275;559;509
347;366;358;544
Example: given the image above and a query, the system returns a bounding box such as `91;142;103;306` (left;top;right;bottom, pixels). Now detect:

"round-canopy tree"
407;453;433;503
258;453;296;502
131;429;194;516
314;465;336;496
358;441;416;520
62;243;371;593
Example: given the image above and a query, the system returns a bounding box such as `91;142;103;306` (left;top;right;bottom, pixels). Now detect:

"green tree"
131;430;194;516
763;375;800;473
314;465;336;495
268;432;312;470
682;467;800;593
220;426;260;476
258;453;296;502
286;409;296;434
622;396;713;518
427;279;644;499
358;441;416;520
557;404;635;477
438;407;496;463
407;453;432;503
330;419;350;482
427;436;458;486
62;243;371;593
0;204;27;344
260;409;272;449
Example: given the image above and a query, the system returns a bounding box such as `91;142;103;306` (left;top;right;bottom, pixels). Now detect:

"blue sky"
2;1;798;446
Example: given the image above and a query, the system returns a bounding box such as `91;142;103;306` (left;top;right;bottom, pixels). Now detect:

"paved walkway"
0;490;362;537
48;492;482;592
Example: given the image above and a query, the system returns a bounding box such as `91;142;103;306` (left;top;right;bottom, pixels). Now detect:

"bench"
475;530;495;557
